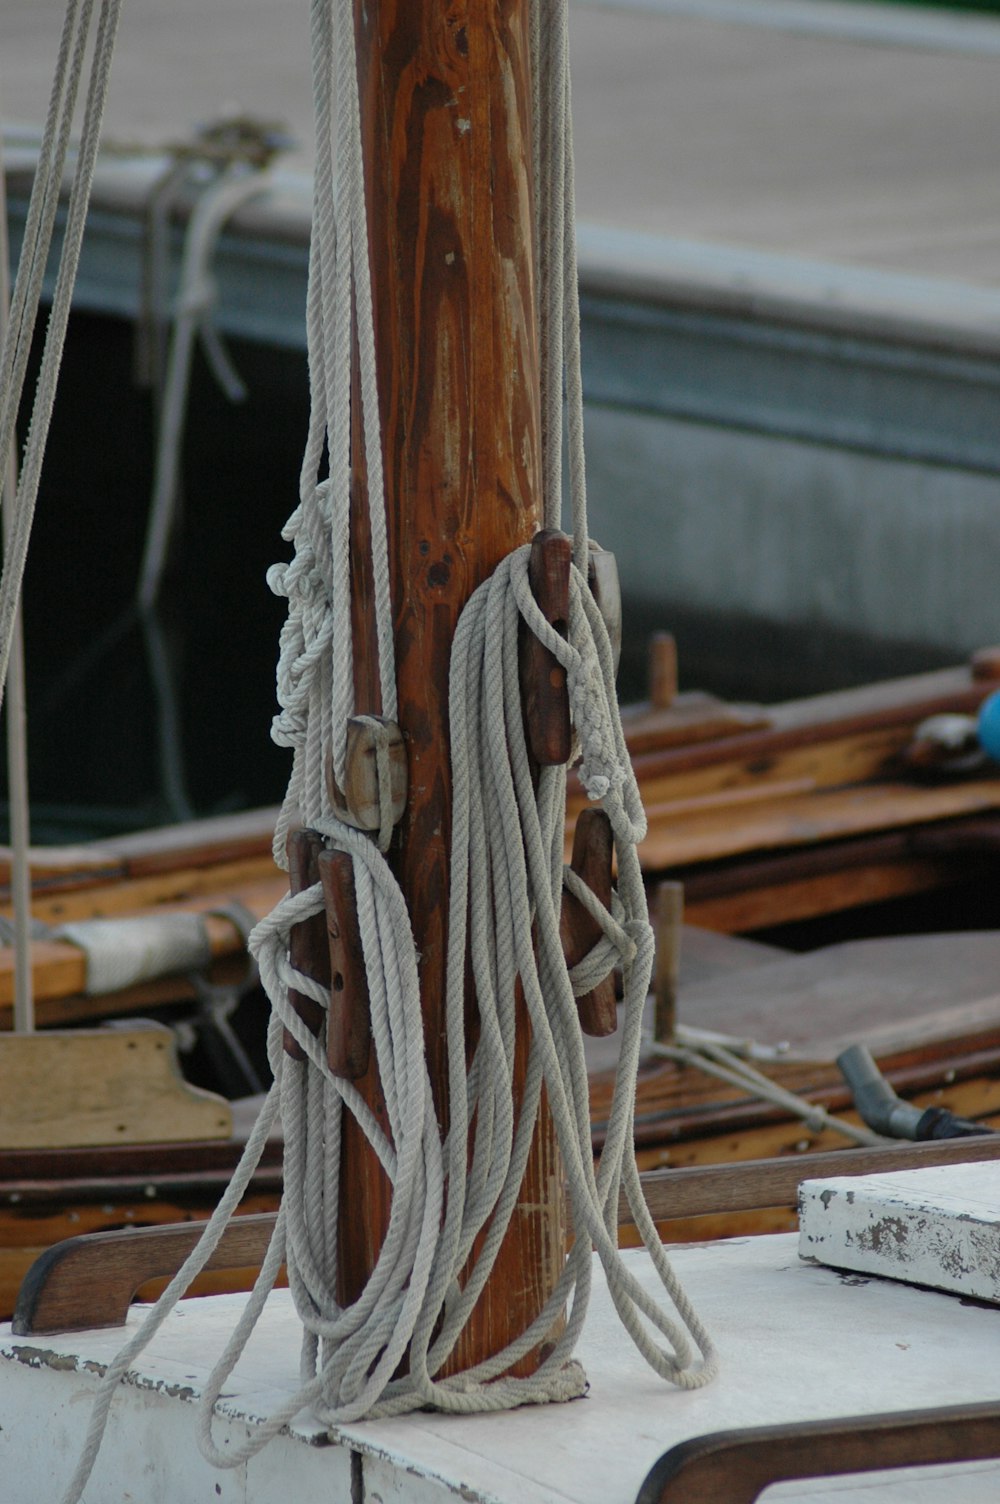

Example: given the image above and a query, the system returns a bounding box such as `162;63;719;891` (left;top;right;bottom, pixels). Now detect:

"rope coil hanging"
59;0;717;1496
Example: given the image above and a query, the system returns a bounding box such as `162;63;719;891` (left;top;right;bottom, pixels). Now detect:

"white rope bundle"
185;547;717;1465
268;0;395;853
59;0;719;1496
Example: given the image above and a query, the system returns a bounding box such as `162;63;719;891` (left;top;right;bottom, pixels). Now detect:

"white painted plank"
6;1235;997;1503
799;1161;1000;1304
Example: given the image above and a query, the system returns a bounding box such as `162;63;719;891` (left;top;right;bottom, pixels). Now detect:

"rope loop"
56;1;719;1496
562;865;634;996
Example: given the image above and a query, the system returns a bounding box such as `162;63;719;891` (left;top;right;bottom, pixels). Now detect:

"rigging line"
135;163;275;613
0;0;125;712
0;119;34;1034
0;0;90;493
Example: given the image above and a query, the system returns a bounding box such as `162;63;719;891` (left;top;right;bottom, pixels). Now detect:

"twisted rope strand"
58;2;718;1495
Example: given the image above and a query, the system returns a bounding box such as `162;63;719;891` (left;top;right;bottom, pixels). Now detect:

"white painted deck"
2;1233;999;1502
3;0;1000;286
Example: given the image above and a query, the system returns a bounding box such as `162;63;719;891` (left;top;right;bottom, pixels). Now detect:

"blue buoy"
978;689;1000;763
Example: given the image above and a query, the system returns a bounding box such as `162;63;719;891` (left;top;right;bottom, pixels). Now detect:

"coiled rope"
59;0;717;1497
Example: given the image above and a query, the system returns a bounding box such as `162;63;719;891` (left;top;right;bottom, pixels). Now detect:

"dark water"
5;311;301;843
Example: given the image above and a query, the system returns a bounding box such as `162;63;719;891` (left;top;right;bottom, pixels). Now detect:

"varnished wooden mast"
341;0;565;1371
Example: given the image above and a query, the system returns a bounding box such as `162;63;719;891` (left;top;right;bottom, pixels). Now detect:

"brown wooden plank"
626;1137;1000;1227
561;809;618;1036
0;875;287;1012
572;663;1000;823
0;1187;283;1321
100;807;280;878
638;1403;1000;1504
12;1212;281;1335
596;1042;1000;1156
620;694;770;757
634;778;1000;873
318;849;371;1078
2;855;281;929
283;830;328;1060
0;1136;282;1185
521;529;573;766
0;808;281;903
685;854;964;933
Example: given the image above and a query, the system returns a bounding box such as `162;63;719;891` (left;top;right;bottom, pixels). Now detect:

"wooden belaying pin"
327;716;407;834
318;847;372;1080
283;828;329;1060
521;528;572;766
649;631;678;711
560;808;619;1037
653;880;684;1047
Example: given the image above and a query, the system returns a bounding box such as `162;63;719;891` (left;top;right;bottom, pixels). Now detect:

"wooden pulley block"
318;848;371;1080
327;716;407;833
587;540;622;675
560;807;619;1037
520;528;572;766
283;828;329;1060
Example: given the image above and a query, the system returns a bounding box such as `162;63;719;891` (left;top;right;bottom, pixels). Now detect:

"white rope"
59;1;719;1495
0;116;35;1033
652;1032;888;1149
0;0;124;710
136;163;275;611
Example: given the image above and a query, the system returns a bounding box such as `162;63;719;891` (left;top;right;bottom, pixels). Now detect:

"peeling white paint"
800;1161;1000;1304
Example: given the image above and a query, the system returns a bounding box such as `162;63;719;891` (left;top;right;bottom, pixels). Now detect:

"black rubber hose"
837;1044;997;1141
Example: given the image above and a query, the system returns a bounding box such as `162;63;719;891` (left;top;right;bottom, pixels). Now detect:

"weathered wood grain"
283;830;327;1061
318;849;371;1079
341;0;563;1376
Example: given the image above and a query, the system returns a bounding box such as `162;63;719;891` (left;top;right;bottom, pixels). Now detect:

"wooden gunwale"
595;1042;1000;1151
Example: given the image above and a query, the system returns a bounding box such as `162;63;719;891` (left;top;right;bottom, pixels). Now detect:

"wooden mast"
340;0;566;1370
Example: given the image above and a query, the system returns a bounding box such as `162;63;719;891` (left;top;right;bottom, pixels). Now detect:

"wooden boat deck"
5;0;1000;287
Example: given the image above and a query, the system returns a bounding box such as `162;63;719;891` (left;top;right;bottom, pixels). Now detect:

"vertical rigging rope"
59;1;718;1496
0;0;124;707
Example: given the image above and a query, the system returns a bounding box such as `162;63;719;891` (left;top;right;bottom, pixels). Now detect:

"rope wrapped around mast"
60;0;717;1495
